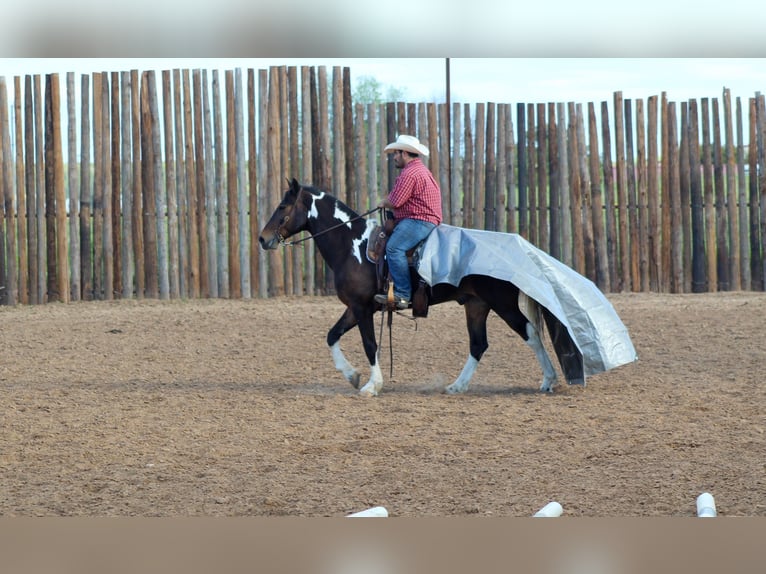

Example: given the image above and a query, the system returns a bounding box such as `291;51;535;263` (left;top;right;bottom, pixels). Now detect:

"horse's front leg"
445;299;490;394
355;306;383;397
328;307;362;389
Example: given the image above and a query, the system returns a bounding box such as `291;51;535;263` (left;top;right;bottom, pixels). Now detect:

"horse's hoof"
540;379;557;393
349;372;361;389
358;385;378;397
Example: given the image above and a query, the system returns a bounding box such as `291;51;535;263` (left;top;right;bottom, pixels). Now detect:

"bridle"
277;189;382;247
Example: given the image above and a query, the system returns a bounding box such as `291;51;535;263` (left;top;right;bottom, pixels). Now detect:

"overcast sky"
2;58;765;109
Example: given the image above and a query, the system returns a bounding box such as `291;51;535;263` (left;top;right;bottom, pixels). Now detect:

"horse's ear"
290;178;301;191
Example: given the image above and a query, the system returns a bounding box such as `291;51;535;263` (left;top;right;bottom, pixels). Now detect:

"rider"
374;134;442;310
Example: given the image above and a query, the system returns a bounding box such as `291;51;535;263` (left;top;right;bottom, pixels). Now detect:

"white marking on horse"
444;355;479;394
308;191;326;219
331;342;359;387
526;322;558;392
351;220;377;265
358;356;384;397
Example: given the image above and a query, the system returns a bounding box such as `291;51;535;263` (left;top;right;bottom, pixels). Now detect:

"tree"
353;75;407;104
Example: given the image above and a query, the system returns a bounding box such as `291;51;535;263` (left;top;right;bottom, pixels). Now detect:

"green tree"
353;75;407;104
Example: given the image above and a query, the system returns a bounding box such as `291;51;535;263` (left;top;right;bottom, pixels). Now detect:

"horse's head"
259;178;312;250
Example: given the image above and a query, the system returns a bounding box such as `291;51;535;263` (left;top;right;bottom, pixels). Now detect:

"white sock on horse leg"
525;323;557;391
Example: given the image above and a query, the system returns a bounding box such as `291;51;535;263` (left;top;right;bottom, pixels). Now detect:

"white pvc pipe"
696;493;717;517
346;506;389;518
533;501;563;517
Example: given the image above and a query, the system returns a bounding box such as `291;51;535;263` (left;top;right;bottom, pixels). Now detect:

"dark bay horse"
259;179;570;397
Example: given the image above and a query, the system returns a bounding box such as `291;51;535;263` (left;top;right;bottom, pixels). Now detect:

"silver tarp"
416;225;638;378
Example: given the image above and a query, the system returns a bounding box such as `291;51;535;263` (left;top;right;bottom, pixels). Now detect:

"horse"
259;178;578;397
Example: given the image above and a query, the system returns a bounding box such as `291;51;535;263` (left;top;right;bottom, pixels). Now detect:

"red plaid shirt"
387;158;442;225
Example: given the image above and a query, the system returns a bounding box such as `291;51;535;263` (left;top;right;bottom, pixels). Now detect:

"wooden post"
577;104;594;281
235;68;250;299
14;76;29;304
110;72;122;299
556;102;571;266
723;88;741;290
79;75;92;301
121;71;135;299
192;70;208;298
588;102;609;291
701;98;717;291
140;71;159;299
101;72;114;301
757;93;766;290
342;67;354;208
182;70;198;298
225;69;241;299
267;66;285;296
354;102;368;213
735;97;751;290
172;69;187;298
647;96;660;292
288;67;301;296
34;75;46;303
463;103;474;230
600;101;617;290
162;70;179;299
516;103;527;238
567;101;584;274
301;68;314;295
497;104;508;234
713;99;729;290
214;69;228;298
484;103;496;231
660;93;671;292
536;103;547;248
747;97;761;290
438;103;451;225
474;103;486;230
679;103;692;292
24;76;39;303
247;68;258;298
614;92;630;291
547;102;559;258
133;69;145;299
624;98;640;291
279;67;292;296
452;102;462;228
0;78;17;305
257;69;269;298
149;70;167;301
92;73;104;300
66;73;80;302
202;69;219;299
689;99;706;293
667;102;683;293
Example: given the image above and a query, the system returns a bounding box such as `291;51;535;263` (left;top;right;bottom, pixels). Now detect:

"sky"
2;0;766;106
2;58;766;110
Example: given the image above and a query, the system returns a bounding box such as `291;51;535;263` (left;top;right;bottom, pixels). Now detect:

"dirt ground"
1;291;764;517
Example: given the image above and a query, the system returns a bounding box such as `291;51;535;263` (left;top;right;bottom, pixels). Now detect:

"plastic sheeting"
416;225;638;377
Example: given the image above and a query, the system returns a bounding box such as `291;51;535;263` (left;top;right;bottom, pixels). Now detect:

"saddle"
367;216;429;318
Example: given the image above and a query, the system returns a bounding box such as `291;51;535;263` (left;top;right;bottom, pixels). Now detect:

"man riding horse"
374;135;442;310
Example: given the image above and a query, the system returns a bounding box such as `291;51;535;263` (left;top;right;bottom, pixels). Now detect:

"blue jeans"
386;219;436;300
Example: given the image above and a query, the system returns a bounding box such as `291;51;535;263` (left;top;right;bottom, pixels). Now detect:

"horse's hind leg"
328;307;362;389
525;321;558;392
445;298;490;394
493;303;558;393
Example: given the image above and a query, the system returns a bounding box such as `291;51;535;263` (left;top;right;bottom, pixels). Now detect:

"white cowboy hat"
383;134;430;157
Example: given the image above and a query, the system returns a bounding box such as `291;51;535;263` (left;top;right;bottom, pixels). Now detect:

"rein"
279;206;382;246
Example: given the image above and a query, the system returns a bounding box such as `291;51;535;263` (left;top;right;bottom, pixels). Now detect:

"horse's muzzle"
258;235;278;250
